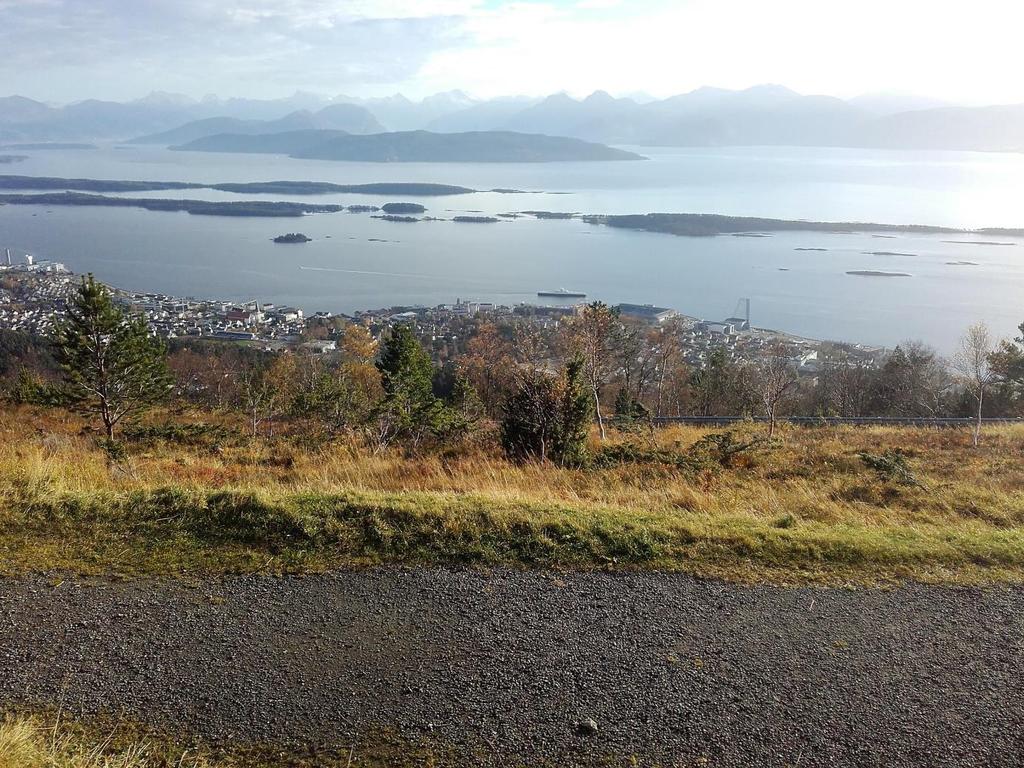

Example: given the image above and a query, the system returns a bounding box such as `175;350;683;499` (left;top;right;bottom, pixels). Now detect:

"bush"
6;367;68;406
122;422;230;446
858;449;924;488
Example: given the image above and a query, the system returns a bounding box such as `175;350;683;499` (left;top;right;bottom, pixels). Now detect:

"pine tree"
53;275;171;440
555;354;593;465
374;323;442;447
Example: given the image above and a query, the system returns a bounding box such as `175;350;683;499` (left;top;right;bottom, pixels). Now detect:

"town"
0;246;884;374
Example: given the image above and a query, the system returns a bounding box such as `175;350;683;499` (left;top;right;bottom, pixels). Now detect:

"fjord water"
1;144;1023;351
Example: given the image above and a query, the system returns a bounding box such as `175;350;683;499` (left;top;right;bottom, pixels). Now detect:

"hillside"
130;104;383;144
1;404;1022;582
175;129;645;162
172;129;349;155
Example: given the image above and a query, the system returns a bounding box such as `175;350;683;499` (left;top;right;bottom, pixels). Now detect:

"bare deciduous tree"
757;345;799;438
566;302;619;440
952;322;996;447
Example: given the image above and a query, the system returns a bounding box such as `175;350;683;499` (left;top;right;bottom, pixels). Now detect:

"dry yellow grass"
0;715;208;768
1;405;1023;583
0;713;453;768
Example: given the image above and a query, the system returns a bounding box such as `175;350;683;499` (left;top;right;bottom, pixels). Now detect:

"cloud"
0;0;476;99
0;0;1022;104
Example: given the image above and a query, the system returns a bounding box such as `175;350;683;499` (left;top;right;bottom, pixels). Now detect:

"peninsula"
585;213;980;237
0;175;475;196
172;129;645;163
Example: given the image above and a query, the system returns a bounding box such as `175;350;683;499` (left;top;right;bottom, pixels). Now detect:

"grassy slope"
1;406;1023;583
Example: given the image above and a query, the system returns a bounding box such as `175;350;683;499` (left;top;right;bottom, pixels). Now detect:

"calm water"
1;144;1023;352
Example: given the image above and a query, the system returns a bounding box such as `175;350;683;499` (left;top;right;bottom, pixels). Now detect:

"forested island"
173;129;645;163
381;202;426;214
0;191;346;217
583;213;969;237
272;233;312;243
453;216;500;223
0;174;475;196
0;142;96;150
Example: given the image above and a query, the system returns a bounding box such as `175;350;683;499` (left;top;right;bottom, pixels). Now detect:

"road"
2;569;1023;766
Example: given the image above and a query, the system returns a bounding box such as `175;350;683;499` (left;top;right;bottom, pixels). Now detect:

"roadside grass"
1;405;1023;583
0;712;459;768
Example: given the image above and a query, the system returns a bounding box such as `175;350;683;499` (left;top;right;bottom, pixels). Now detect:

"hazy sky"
2;0;1022;104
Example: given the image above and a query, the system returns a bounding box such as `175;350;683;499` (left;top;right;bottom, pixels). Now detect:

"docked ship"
537;288;587;298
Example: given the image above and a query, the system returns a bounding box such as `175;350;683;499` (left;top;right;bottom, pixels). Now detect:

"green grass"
4;483;1024;583
2;405;1024;583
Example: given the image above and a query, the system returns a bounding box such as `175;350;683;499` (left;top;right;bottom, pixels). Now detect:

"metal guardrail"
650;416;1024;428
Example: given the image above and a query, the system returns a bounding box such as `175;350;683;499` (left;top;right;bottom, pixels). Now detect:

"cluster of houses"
0;261;882;377
0;262;76;335
118;293;308;342
0;263;311;343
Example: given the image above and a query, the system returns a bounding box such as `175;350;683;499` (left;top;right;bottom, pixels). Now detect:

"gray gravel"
2;568;1024;766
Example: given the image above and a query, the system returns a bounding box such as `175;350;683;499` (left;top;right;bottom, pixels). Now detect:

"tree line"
3;278;1023;458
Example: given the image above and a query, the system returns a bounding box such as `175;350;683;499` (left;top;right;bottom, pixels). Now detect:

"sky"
1;0;1023;105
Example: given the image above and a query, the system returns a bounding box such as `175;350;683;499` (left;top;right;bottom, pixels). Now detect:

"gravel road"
2;568;1023;767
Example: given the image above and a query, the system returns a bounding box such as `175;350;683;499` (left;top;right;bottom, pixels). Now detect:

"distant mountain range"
173;130;644;163
2;86;1022;153
130;104;383;144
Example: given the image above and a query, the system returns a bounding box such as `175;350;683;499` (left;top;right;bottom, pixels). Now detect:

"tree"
288;327;383;435
809;347;876;417
500;356;593;465
459;322;516;416
53;275;171;440
756;345;799;438
688;347;756;417
566;302;619;440
870;342;951;417
952;322;996;447
650;320;687;417
235;353;298;438
555;354;593;465
989;321;1024;415
373;324;444;450
500;367;562;463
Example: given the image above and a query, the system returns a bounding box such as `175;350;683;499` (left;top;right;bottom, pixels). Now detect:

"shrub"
858;449;924;488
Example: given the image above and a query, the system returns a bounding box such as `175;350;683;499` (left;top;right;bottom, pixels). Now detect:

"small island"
453;216;500;224
943;240;1015;246
382;202;426;215
0;155;28;165
373;214;420;223
847;270;912;277
520;211;577;219
272;233;312;244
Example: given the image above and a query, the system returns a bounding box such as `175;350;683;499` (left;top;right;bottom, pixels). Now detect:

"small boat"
537;288;586;298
